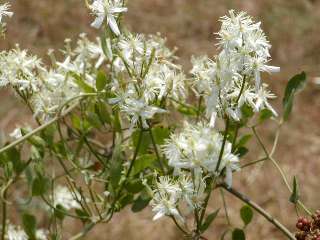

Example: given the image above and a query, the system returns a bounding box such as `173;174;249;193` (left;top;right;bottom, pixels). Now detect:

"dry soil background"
0;0;320;239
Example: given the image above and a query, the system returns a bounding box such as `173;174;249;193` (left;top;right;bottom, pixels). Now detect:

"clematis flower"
89;0;127;35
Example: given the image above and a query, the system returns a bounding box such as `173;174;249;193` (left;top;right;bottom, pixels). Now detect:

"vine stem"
220;183;295;240
0;93;98;155
251;126;312;216
148;127;165;173
199;117;230;226
68;222;96;240
1;189;7;240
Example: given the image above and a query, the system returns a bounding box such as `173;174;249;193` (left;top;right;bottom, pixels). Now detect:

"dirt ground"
0;0;320;239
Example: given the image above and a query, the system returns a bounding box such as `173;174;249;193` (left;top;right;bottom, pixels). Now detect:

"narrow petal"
91;15;105;29
107;15;120;35
153;211;164;221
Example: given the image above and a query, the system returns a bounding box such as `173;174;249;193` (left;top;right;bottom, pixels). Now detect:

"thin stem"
126;129;143;178
68;222;96;240
220;183;295;240
215;117;230;172
196;96;203;122
199;117;230;226
220;188;231;226
199;179;215;225
251;127;312;215
148;127;165;173
0;93;99;155
170;216;189;236
241;157;268;169
1;189;7;240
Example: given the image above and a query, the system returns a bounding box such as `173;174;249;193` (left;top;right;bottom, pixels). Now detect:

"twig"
220;183;295;240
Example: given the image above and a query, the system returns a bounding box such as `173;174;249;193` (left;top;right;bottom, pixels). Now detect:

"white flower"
151;176;183;221
121;96;167;130
89;0;127;35
245;56;280;90
0;3;13;23
6;225;27;240
0;46;43;91
163;122;239;182
52;185;81;210
247;84;278;116
6;224;47;240
9;128;22;139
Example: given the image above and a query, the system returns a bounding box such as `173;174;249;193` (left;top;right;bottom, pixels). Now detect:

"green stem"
220;188;231;226
170;216;189;236
241;157;268;169
220;183;295;240
196;96;203;122
126;129;143;178
252;127;312;215
68;222;96;240
215;117;230;172
1;189;7;240
148;127;165;173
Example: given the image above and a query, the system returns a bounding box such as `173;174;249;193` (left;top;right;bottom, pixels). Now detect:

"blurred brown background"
0;0;320;239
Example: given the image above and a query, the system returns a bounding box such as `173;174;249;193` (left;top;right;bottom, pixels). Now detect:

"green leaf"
6;147;23;174
75;209;90;223
232;228;245;240
95;102;111;125
283;72;307;121
289;176;300;204
259;109;273;123
200;209;220;233
132;154;157;175
113;110;122;133
71;114;82;130
110;143;123;189
32;175;49;196
87;112;102;129
236;135;252;148
100;32;113;60
119;194;134;207
96;71;109;91
131;195;151;213
240;205;253;226
125;179;144;193
71;72;95;93
152;127;170;145
177;105;198;116
132;131;151;154
22;213;37;240
241;104;254;119
54;204;66;221
235;147;248;158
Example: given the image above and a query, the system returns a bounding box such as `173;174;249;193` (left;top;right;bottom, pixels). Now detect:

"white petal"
209;111;217;128
153;211;165;221
225;166;233;188
91;15;105;29
107;15;120;35
110;7;128;14
264;65;280;73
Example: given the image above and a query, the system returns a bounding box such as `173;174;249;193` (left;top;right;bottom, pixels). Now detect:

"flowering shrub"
0;1;314;240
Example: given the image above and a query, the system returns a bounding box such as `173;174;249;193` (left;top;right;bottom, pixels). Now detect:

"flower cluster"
52;185;81;210
108;33;187;129
0;3;13;36
163;122;239;185
191;10;279;123
0;33;106;121
89;0;127;35
151;173;206;222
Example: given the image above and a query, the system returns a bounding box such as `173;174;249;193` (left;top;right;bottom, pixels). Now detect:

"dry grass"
0;0;320;239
